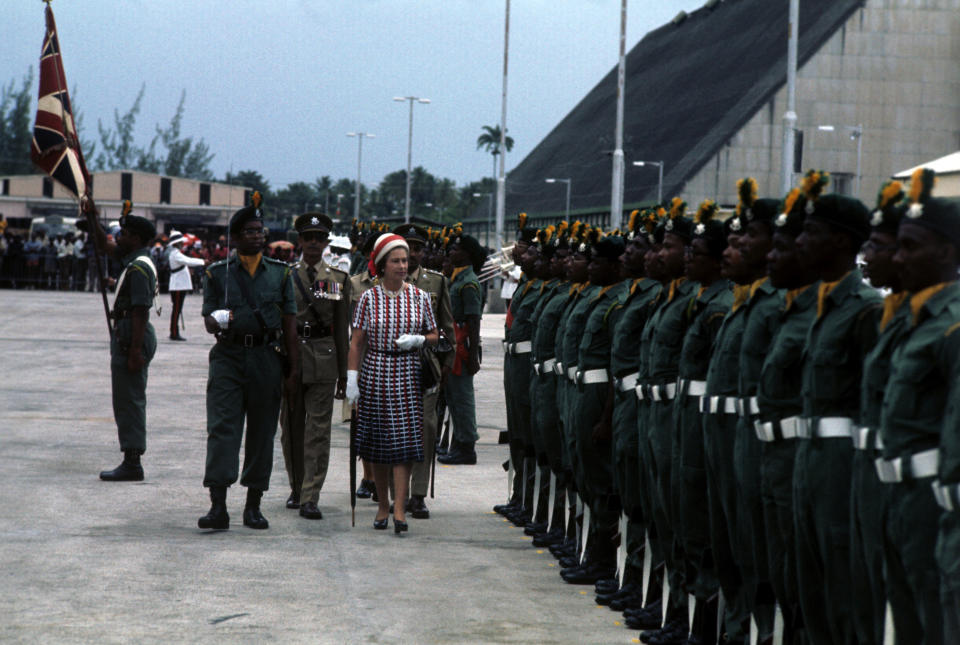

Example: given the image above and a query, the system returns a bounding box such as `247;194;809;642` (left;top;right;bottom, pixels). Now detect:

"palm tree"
476;124;514;181
315;175;333;215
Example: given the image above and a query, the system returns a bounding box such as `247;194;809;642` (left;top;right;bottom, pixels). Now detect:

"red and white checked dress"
352;283;438;464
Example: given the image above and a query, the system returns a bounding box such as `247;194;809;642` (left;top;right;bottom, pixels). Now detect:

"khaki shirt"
408;265;455;371
291;259;351;383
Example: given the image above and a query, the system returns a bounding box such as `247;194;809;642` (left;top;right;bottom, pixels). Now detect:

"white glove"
346;370;360;404
211;309;231;329
395;334;426;350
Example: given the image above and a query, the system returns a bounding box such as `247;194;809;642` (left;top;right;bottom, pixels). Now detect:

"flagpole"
39;1;113;339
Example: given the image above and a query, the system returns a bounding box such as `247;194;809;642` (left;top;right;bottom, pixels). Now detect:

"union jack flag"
30;4;90;199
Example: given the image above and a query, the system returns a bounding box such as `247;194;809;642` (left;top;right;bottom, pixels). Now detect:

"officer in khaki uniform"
394;223;455;519
280;212;350;520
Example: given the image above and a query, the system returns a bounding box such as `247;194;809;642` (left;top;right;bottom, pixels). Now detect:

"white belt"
635;384;646;401
796;416;854;439
933;479;960;511
853;426;884;451
700;395;738;414
754;416;802;442
540;358;557;375
615;372;638;393
685;380;707;397
650;382;677;402
510;340;532;355
566;365;578;382
737;396;759;417
554;361;563;376
875;448;939;483
502;339;508;352
578;368;609;385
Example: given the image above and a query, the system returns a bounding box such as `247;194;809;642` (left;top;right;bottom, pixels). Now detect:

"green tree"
0;69;36;175
476;124;514;180
96;84;145;170
274;181;319;218
224;169;271;197
315;175;333;214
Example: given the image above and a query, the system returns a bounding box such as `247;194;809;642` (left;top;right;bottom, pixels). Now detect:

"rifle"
349;408;357;527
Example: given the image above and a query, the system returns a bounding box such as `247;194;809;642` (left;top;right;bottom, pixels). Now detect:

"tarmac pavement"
0;290;635;644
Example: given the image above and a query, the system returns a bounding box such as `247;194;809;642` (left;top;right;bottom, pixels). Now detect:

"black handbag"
420;345;441;390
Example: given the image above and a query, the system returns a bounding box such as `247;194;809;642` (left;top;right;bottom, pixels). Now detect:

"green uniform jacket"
450;265;483;323
202;255;297;332
290;259;350;383
801;269;881;423
738;279;784;400
112;247;158;356
646;278;697;387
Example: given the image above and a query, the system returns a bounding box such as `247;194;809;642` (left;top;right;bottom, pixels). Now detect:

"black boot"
242;488;269;529
438;441;477;465
99;451;144;481
198;486;229;530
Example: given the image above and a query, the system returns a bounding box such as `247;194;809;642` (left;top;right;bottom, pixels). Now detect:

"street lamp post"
346;132;374;222
473;192;494;248
818;124;864;199
632;161;664;205
393;96;431;223
544;178;572;220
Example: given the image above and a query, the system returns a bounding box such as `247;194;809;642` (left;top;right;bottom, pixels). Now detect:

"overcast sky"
6;1;704;192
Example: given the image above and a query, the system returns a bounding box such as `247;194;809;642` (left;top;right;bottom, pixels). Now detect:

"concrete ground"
0;290;637;644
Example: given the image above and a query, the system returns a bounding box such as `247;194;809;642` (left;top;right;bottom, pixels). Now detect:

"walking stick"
430;401;446;499
349;407;357;527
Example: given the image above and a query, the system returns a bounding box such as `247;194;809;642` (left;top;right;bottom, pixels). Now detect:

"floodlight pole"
495;0;510;251
346;132;374;222
781;0;799;195
611;0;628;228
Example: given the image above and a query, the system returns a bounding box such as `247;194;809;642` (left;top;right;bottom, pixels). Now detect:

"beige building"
0;170;249;233
894;150;960;197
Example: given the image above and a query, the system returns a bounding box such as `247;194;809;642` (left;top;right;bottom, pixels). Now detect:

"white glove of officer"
395;334;426;350
346;370;360;404
211;309;231;329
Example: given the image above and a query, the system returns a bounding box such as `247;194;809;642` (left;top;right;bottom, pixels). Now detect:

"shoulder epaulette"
263;256;288;266
424;268;443;277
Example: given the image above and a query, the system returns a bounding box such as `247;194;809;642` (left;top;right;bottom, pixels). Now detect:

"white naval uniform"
168;246;205;292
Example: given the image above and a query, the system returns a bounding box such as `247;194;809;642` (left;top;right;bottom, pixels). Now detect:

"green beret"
593;235;625;261
230;204;264;235
295;212;332;234
451;233;486;272
663;215;693;240
809;194;871;243
904;197;960;250
393;223;428;243
119;214;156;244
693;220;727;257
745;198;780;225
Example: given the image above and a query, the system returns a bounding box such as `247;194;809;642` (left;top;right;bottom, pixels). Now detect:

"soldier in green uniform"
524;227;565;533
673;201;730;641
529;226;574;544
793;182;880;644
733;186;784;642
559;234;624;584
395;223;455;518
601;213;664;615
852;181;907;645
438;232;484;465
701;181;779;643
197;195;298;531
877;169;959;645
279;212;350;520
639;199;697;641
553;227;602;569
755;186;820;644
84;200;158;482
495;219;538;516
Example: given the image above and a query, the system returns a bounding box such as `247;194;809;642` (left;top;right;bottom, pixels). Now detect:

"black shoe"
438;444;477;465
198;487;229;530
559;555;583;569
169;334;187;341
610;591;643;612
394;519;408;534
99;457;144;482
561;563;616;585
299;501;323;520
286;490;300;509
356;479;374;499
595;577;621;593
597;582;637;606
626;600;664;631
524;521;548;536
371;487;379;503
493;499;519;515
408;495;430;519
242;488;268;529
374;516;389;530
533;528;564;547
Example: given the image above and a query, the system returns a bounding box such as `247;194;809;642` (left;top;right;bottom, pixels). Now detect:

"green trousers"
109;323;156;455
793;438;856;645
280;378;336;504
760;440;800;638
676;396;716;600
850;449;887;645
703;411;750;643
446;371;478;445
885;478;943;645
204;342;283;491
533;373;564;473
612;390;646;570
937;512;960;643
